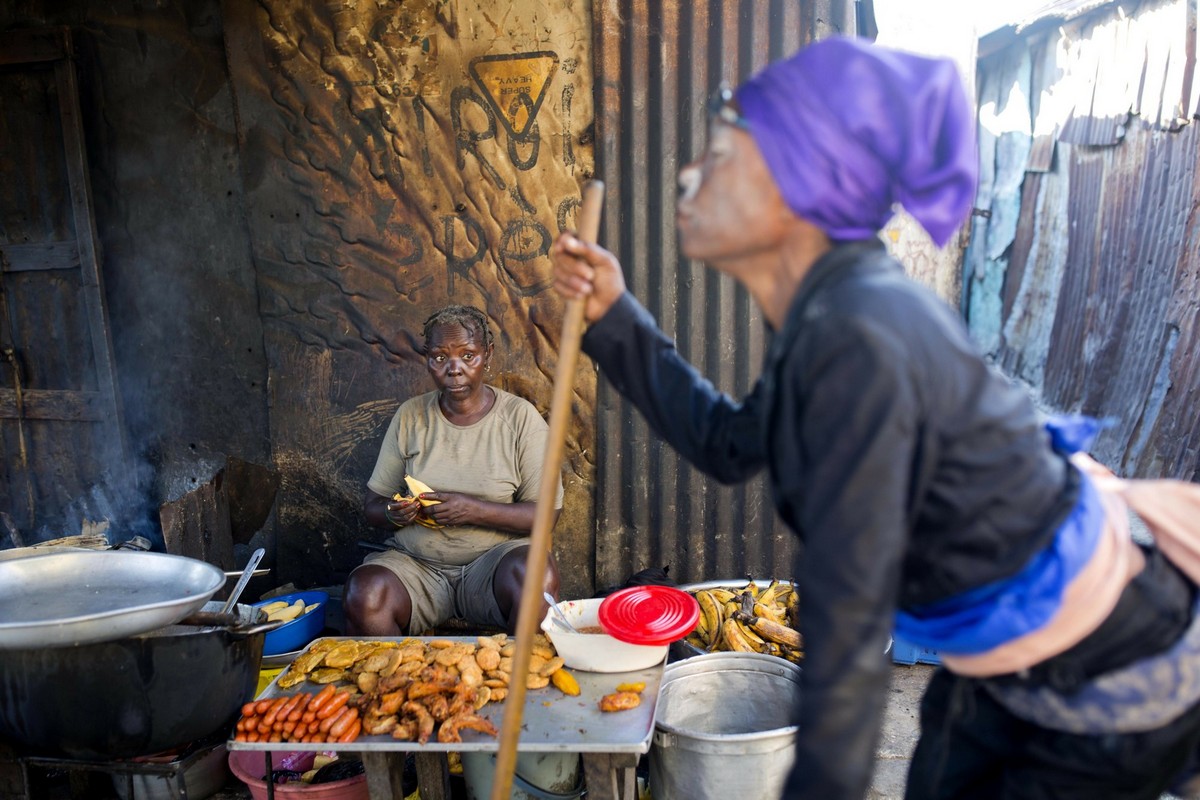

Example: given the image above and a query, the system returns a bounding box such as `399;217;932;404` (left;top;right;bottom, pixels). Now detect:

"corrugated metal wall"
588;0;855;589
970;0;1200;481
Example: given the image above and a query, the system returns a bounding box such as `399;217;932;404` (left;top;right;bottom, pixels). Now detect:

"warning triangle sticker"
470;51;560;140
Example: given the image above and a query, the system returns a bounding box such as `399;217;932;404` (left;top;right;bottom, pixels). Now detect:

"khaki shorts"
358;538;529;634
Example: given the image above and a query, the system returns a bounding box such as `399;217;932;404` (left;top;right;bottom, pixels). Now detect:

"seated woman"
344;304;562;635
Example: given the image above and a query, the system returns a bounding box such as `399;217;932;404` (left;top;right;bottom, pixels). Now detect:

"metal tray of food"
230;636;664;754
0;550;225;649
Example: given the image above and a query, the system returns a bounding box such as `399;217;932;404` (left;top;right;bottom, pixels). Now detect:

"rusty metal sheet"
589;1;845;591
998;123;1200;480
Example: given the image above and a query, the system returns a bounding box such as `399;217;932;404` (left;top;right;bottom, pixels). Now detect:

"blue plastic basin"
253;590;328;656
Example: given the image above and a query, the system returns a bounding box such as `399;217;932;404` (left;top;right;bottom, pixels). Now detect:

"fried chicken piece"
402;701;436;744
377;689;407;716
437;713;499;743
408;677;459;700
391;720;417;741
422;692;450;721
362;713;399;736
447;683;478;717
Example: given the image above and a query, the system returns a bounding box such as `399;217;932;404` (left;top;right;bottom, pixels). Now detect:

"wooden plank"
54;34;130;465
159;469;235;570
362;752;409;800
0;28;67;66
0;388;106;421
413;752;450;800
0;242;80;273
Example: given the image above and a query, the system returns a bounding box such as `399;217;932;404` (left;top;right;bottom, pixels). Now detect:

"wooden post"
490;180;605;800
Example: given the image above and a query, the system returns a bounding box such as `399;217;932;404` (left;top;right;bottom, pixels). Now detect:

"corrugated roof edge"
979;0;1119;58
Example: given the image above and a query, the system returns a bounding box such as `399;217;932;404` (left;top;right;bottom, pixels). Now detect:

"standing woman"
553;36;1200;800
344;305;562;636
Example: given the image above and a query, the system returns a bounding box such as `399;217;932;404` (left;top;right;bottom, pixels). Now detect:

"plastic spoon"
543;591;579;633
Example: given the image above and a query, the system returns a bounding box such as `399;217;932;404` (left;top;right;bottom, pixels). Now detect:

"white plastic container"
540;598;667;672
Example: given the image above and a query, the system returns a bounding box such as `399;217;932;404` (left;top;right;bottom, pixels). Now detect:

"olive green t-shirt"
366;387;564;566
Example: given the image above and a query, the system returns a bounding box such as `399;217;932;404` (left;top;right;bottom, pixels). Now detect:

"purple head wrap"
734;37;978;246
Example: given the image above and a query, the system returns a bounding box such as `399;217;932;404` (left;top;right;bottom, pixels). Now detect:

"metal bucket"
650;652;800;800
459;751;584;800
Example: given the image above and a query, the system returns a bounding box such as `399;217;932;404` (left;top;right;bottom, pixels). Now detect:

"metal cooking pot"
0;601;272;759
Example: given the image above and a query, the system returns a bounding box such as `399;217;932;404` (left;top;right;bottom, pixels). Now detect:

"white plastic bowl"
540;597;667;673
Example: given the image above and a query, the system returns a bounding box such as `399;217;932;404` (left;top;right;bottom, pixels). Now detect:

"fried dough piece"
276;667;308;689
309;667;349;684
291;647;329;675
357;648;395;674
356;671;379;694
399;643;427;663
475;647;501;672
435;643;473;667
599;691;642;712
459;659;483;688
377;648;404;677
324;641;368;669
538;656;565;678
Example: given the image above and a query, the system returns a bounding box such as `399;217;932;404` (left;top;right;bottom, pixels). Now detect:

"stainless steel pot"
0;601;271;759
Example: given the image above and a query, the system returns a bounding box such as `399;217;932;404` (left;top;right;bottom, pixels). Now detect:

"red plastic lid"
598;585;701;646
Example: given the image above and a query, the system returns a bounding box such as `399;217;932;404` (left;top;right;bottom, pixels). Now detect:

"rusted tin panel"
1004;125;1200;480
975;0;1200;482
1046;0;1196;143
590;1;845;590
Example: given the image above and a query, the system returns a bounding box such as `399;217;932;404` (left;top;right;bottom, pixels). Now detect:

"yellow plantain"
724;600;741;621
721;619;758;653
709;588;738;604
736;610;803;649
696;597;710;633
735;619;769;651
693;590;720;640
758;579;786;608
754;601;788;626
403;475;441;506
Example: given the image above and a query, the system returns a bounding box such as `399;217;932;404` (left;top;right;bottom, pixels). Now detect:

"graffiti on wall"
222;0;596;585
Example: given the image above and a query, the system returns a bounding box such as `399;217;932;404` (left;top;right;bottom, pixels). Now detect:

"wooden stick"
490;179;605;800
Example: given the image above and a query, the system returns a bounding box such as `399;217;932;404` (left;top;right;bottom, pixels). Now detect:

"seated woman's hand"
419;492;476;528
385;496;422;528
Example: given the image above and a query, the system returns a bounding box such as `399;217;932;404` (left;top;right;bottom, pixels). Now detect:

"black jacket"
581;239;1077;800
